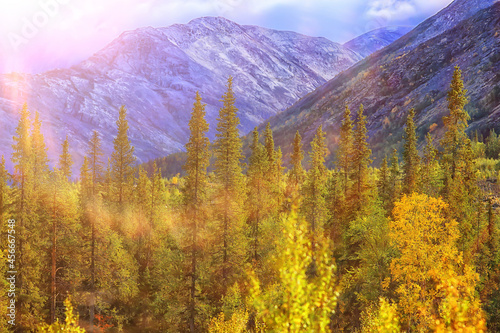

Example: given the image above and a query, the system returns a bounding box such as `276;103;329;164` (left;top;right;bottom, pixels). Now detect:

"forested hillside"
1;68;499;332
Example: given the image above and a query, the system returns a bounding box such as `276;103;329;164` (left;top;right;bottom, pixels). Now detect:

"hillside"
263;0;500;166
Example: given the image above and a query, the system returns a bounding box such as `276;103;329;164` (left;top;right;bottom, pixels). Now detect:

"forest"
0;66;499;332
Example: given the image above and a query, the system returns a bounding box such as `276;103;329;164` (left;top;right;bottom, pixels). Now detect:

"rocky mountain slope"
344;26;412;58
262;0;500;166
0;17;369;167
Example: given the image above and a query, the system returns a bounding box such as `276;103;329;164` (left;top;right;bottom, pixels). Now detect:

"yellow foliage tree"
389;193;485;331
37;297;85;333
250;206;338;333
361;298;400;333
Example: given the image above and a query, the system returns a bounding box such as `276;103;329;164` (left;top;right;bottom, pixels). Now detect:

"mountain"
261;0;500;166
0;17;364;168
344;26;412;58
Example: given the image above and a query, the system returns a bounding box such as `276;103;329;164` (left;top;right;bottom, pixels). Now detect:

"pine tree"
31;111;50;191
182;92;210;332
441;66;470;182
247;128;270;262
389;149;401;210
350;104;372;215
80;157;92;200
377;156;390;211
337;105;353;196
110;106;136;204
301;125;328;252
440;66;478;252
58;135;73;181
264;122;275;167
212;76;246;294
289;130;305;187
402;108;420;195
87;130;104;196
421;133;441;197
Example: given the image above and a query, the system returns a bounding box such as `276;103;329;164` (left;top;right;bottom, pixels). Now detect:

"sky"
0;0;454;74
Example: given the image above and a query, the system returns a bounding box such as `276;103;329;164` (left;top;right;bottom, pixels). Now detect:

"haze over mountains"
0;17;408;168
262;0;500;166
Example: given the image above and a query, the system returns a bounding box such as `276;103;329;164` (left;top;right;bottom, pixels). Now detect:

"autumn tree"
111;105;136;204
350;105;372;216
250;206;338;332
212;77;247;295
420;132;441;197
440;66;478;252
88;130;104;196
289;130;305;188
337;104;353;197
301;125;328;251
390;193;484;331
31;111;50;191
181;91;211;332
247;128;270;262
58;135;73;180
402;108;420;195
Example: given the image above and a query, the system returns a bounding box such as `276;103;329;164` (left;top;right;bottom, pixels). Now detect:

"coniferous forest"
1;67;500;333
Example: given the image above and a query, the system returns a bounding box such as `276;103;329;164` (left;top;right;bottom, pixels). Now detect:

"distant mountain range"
344;26;412;58
261;0;500;166
0;17;409;169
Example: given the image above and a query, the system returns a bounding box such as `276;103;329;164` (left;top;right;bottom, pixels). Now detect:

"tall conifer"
402;108;420;194
182;92;210;332
110;106;136;204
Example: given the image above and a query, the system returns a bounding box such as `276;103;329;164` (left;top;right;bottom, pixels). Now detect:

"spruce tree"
110;106;136;204
301;125;328;251
264;122;275;167
31;111;49;191
58;135;73;181
421;133;440;197
389;148;401;211
377;156;390;211
289;130;305;187
402;108;420;195
247;128;270;261
350;104;372;215
182;92;210;332
440;66;478;252
212;77;246;295
88;130;104;196
337;105;353;196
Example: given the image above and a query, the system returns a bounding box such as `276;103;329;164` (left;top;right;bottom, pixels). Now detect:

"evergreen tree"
440;66;478;252
87;130;104;196
350;104;372;215
110;106;136;204
31;111;50;191
377;156;390;211
301;125;328;252
389;149;401;210
402;108;420;195
182;92;210;332
58;135;73;180
212;77;246;294
264;122;275;167
337;105;353;196
421;133;441;197
441;66;470;182
289;130;305;187
247;128;270;262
